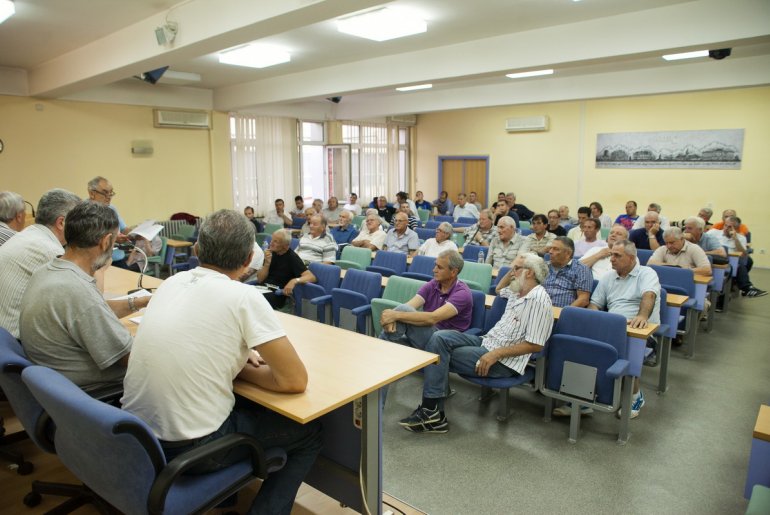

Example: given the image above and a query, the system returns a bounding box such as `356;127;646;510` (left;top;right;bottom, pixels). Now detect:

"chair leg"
478;386;494;402
657;336;671;394
617;378;633;445
543;397;553;422
568;404;581;443
496;389;511;422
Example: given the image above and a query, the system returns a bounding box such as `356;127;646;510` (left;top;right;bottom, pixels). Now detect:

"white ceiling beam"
214;0;770;110
27;0;385;98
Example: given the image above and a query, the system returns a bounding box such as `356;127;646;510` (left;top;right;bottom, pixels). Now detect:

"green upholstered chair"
416;209;431;226
336;246;373;271
146;237;168;277
458;261;493;293
370;276;426;335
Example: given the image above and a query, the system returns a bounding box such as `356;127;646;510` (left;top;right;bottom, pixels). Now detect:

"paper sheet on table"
110;289;153;301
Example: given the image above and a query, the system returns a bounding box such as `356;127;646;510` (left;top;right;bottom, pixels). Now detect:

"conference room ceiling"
0;0;769;119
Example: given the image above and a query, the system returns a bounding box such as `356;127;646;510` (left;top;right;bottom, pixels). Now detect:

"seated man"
683;216;726;260
468;191;482;211
322;196;343;224
238;242;266;283
486;216;524;270
698;207;714;230
244;206;264;233
299;207;316;236
432;191;454;216
399;253;553;433
257;229;316;309
0;188;81;338
395;191;418;217
418;222;458;258
614;200;639;231
628;211;664;251
380;250;473;350
546;209;567;237
297;215;337;264
352;213;387;251
375;195;396;224
264;198;292;227
566;206;590;241
632;202;669;230
311;198;323;215
586;239;661;419
342;193;362;216
648;227;712;276
330;209;359;246
580;224;629;280
520;214;556;257
558;205;579;227
711;208;749;235
290;195;306;218
544;236;593;308
0;191;26;247
414;191;432;212
390;201;419;230
505;192;534;222
589;201;613;229
383;213;420;256
457;208;497;247
452;193;480;221
492;200;517;226
573;217;607;258
121;210;322;515
19;201;150;392
708;216;766;297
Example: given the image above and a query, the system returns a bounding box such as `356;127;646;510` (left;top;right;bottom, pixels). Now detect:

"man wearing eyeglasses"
87;176;130;267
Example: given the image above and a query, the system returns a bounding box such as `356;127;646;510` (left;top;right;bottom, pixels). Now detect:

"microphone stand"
122;241;155;295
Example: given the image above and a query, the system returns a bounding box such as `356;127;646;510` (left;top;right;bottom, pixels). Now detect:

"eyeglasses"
92;189;116;198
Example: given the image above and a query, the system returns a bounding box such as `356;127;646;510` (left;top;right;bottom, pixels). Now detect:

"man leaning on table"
648;227;712;276
19;201;150;392
257;229;316;310
122;209;322;515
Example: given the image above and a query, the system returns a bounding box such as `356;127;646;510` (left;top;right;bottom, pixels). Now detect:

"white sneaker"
552;403;594;417
618;390;645;419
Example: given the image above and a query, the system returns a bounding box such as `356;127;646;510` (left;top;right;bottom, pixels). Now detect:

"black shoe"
743;287;768;298
398;405;448;433
644;350;658;367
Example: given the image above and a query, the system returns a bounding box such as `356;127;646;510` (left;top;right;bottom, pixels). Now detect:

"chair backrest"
462;244;485;262
290;238;299;250
490;266;511;294
369;251;408;276
457;217;477;225
656;288;678;339
424;220;441;229
416;208;431;225
408;255;436;276
332;269;384;331
483;296;509;334
382;276;425;303
637;249;653;265
519;228;533;236
600;227;610;240
264;223;283;234
469;290;487;332
352;215;366;229
22;366;167;515
338;246;372;270
458;261;493;293
451;233;465;247
519;221;531;230
308;262;341;294
291;217;305;229
157;236;168;262
415;227;435;242
0;329;53;453
554;306;629;359
434;215;453;223
649;264;695;298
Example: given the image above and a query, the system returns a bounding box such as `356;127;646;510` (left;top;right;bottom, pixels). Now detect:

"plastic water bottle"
477;250;485;263
262;240;269;251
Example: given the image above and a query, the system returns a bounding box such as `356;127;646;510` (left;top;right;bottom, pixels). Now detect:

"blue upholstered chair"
434;215;453;223
327;269;384;335
402;255;436;282
22;365;286;515
335;246;372;271
424;220;442;230
369;276;426;336
414;227;435;242
293;262;341;323
649;264;698;358
540;307;633;443
458;261;493;293
366;251;408;278
170;255;199;274
651;288;676;394
462;244;485;262
489;266;511;294
637;249;653;266
457;217;477;225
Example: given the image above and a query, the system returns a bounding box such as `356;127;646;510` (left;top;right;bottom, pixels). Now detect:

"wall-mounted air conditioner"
386;114;417;126
505;115;549;132
153;109;211;129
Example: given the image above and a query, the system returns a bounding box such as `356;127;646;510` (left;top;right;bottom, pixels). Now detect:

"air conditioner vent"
153;109;211;129
386;114;417;126
505;115;548;132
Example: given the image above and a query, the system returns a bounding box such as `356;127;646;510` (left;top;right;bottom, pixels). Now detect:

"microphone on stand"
121;241;156;295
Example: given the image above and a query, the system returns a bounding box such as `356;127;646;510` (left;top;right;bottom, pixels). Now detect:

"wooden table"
745;404;770;498
107;266;437;514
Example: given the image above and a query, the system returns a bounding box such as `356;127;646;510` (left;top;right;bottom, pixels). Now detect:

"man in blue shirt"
433;191;454;216
543;236;593;308
330;209;359;246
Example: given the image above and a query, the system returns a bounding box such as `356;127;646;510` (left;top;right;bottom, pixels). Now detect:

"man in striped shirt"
296;215;337;264
399;252;553;434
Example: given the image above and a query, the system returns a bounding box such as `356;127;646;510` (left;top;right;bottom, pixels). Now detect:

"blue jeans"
423;330;518;409
378;304;437;350
161;399;322;515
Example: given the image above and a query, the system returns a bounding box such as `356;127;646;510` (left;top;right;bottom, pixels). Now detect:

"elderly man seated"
452;193;480;221
257;229;316;309
485;216;523;269
383;212;420;256
352;213;387;251
580;224;629;280
573;218;607;258
330;209;359;246
0;191;26;247
628;211;664;251
711;208;749;235
505;192;533;222
456;208;497;247
648;227;711;276
418;222;458;258
322;196;343;224
520;214;556;257
391;201;419;230
297;214;337;264
558;205;578;227
543;236;593;308
708;216;766;298
632;202;669;230
683;216;726;261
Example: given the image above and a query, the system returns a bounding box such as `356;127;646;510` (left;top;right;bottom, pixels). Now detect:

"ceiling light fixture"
0;0;15;24
662;50;709;61
396;84;432;92
506;69;554;79
219;44;291;69
337;7;427;42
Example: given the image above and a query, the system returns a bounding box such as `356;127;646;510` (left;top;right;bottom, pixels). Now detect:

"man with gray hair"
20;201;149;391
87;176;130;266
632;202;669;230
0;191;26;247
486;216;524;269
708;216;766;298
380;250;473;351
399;253;553;433
649;227;712;276
417;222;458;257
628;211;664;251
257;229;316;310
0;188;80;338
296;214;337;264
683;216;726;259
698;207;714;230
121;209;322;514
456;208;497;246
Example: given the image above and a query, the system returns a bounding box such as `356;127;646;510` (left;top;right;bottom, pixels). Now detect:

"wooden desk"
107;266;437;514
666;293;688;307
165;238;192;249
746;404;770;498
754;405;770;442
105;266;163;292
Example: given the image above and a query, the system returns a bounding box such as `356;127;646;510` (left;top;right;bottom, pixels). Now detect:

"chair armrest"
149;434;287;513
335;260;364;270
682;299;697;309
606;359;630;379
653;324;670;336
366;265;396;277
310;294;332;306
351;305;372;317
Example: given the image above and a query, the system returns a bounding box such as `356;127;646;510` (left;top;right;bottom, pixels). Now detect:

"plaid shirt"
486;233;524;269
543;259;593;308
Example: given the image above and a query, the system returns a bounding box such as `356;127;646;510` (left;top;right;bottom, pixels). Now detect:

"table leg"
657;336;671;394
361;389;382;515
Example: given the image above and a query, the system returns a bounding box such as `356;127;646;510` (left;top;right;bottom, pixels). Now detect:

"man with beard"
19;201;149;391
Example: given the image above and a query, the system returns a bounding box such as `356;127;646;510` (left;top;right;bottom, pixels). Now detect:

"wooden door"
439;156;489;208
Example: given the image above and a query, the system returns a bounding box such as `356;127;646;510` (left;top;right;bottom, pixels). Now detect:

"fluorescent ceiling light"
337;7;427;42
162;71;201;82
0;0;15;24
396;84;432;92
219;44;291;69
506;69;554;79
662;50;709;61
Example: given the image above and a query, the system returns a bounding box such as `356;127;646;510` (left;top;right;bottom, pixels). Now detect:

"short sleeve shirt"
543;259;593;308
384;228;420;254
650;240;710;271
416;279;473;331
486;234;524;269
297;232;337;263
264;249;307;288
353;226;387;249
591;263;661;324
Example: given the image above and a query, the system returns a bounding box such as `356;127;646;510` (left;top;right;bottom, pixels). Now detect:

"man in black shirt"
376;195;396;224
547;209;567;237
256;229;315;309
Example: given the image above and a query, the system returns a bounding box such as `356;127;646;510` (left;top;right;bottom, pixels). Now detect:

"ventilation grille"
153;109;211;129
